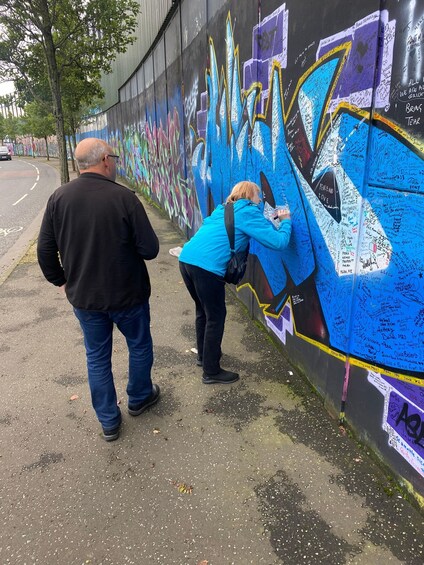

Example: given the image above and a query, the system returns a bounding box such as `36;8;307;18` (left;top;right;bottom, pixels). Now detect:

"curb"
0;205;46;286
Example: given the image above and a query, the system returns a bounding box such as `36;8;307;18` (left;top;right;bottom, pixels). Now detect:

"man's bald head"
75;138;112;170
74;137;118;181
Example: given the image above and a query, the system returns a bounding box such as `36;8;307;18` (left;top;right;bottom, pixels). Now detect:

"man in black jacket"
37;137;160;441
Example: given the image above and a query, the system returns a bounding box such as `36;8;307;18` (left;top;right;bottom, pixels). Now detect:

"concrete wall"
77;0;424;505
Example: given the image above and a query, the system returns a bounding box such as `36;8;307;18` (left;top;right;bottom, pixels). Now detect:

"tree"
65;99;103;173
2;112;23;142
21;100;55;159
61;63;104;172
0;0;139;183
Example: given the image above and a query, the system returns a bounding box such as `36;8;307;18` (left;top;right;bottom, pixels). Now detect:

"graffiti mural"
189;5;423;481
14;135;60;158
368;371;424;476
145;108;196;229
34;0;421;491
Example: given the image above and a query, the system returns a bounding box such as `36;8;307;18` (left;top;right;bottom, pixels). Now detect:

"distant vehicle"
0;146;12;161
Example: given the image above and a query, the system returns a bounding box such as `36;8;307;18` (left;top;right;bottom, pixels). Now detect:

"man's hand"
59;284;66;295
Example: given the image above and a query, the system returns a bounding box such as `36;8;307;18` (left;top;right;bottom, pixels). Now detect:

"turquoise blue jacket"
179;199;292;277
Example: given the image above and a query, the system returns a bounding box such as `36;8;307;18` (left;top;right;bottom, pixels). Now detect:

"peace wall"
77;0;424;505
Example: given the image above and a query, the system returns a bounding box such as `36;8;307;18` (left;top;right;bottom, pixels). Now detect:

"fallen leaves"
171;480;193;494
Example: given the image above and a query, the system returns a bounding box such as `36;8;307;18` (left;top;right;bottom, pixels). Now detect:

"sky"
0;80;15;96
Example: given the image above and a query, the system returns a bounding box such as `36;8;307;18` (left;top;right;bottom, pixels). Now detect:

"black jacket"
37;172;159;310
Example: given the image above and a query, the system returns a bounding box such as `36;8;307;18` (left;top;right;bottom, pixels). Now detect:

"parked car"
0;146;12;160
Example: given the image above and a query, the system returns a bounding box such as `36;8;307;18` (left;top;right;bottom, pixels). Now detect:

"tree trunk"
41;15;69;184
71;125;78;174
68;136;76;172
68;118;76;172
44;136;50;160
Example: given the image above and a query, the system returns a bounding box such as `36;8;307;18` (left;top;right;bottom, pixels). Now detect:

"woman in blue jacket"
179;181;292;384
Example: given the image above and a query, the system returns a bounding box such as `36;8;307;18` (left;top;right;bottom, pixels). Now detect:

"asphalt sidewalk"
0;158;423;565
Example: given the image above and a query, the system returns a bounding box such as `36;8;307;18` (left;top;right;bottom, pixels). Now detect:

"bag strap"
224;202;235;252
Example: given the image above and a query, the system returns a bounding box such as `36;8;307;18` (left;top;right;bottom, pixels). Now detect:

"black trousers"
179;262;226;375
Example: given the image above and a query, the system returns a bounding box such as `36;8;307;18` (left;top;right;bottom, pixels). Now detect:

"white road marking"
0;226;23;237
10;161;41;202
13;194;28;206
22;161;40;190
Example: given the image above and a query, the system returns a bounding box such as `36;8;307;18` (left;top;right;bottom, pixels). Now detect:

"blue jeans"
179;262;226;375
74;302;153;430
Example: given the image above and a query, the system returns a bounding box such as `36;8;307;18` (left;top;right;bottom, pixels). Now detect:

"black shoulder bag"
224;202;250;285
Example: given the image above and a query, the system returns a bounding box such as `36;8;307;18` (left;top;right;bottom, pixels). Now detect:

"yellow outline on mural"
319;104;424;159
209;13;253;143
235;288;423;387
253;42;353;149
202;13;424;164
374;113;424;155
236;278;284;318
190;122;205;146
205;15;358;157
349;357;424;387
225;13;239;141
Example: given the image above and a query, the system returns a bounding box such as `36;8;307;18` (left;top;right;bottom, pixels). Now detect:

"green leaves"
0;0;140;182
21;100;55;139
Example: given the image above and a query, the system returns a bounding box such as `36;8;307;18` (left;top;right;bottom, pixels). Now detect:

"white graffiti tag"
403;0;424;85
184;76;199;126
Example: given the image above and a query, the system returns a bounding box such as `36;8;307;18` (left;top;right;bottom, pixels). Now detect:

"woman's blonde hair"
226;181;260;203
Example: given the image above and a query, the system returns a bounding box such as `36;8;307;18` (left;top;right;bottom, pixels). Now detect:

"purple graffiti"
243;4;288;94
317;11;394;109
196;92;208;140
388;390;424;454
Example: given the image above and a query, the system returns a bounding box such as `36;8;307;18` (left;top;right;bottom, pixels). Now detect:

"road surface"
0;157;60;282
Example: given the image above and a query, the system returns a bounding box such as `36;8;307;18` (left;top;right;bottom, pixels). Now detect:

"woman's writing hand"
275;209;291;221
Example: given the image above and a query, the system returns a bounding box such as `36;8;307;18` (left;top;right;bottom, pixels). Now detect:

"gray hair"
75;139;109;170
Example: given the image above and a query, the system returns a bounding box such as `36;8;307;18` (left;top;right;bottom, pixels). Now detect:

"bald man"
38;138;160;441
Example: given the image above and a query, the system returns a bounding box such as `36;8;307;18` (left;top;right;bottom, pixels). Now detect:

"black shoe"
102;415;122;442
202;369;239;384
103;425;121;442
128;384;161;416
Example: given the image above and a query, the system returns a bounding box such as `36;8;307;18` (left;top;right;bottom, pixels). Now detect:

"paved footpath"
0;158;423;564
